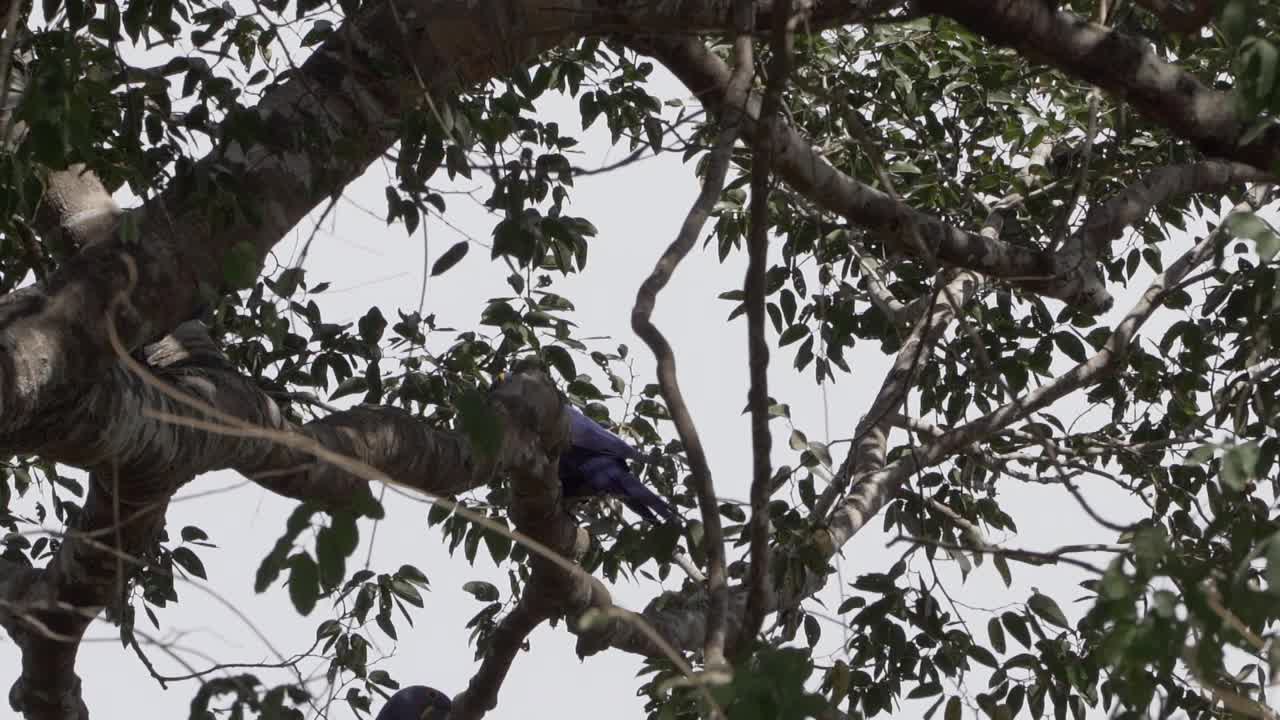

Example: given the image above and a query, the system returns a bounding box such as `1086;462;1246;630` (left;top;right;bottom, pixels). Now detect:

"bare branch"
739;0;797;653
629;0;759;674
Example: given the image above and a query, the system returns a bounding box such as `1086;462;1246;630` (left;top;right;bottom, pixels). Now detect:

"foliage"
1;0;1279;718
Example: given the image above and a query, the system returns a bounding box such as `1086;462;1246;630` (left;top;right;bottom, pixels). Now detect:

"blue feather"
375;686;451;720
559;405;676;523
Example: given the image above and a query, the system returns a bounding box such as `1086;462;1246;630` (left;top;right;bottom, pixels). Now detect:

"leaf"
779;325;809;346
390;578;424;607
315;619;341;640
1052;331;1087;363
1226;211;1280;261
1028;592;1071;630
789;429;808;451
456;388;504;461
1002;612;1032;648
988;617;1007;654
484;529;512;565
287;553;320;616
945;696;962;720
1220;0;1250;44
274;267;305;298
171;546;207;580
994;554;1012;587
254;544;288;593
969;645;999;668
358;307;387;345
644;115;664;150
222;241;261;290
180;526;209;543
397;564;430;587
376;611;398;640
462;580;499;602
803;614;821;648
431;241;470;276
544;345;577;381
1222;441;1259;490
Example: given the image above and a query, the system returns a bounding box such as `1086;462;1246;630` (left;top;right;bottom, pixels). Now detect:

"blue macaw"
559;404;677;524
375;685;452;720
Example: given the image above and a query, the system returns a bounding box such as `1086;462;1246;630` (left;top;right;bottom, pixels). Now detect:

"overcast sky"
1;15;1243;719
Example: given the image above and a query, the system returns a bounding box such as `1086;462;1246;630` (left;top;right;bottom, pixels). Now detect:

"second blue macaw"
559;404;677;524
374;685;452;720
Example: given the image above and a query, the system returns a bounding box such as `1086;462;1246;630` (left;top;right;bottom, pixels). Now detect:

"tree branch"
919;0;1280;172
638;33;1114;312
629;0;760;673
823;192;1258;552
448;597;549;720
812;270;983;520
740;0;797;651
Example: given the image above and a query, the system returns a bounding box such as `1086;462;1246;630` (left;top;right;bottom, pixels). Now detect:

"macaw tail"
619;479;678;524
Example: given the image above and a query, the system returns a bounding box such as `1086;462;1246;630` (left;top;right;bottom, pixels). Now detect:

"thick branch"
637;34;1113;312
1074;160;1266;257
1;337;574;718
0;0;571;439
920;0;1280;173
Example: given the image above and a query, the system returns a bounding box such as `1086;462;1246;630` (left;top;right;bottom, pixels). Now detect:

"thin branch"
629;0;758;674
739;0;795;653
825;194;1255;551
812;270;981;520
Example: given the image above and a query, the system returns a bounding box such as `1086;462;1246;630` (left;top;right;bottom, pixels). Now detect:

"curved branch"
812;270;983;520
629;0;759;672
1075;160;1267;257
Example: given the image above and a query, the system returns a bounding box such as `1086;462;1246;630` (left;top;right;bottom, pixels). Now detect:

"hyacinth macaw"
374;685;452;720
559;404;677;524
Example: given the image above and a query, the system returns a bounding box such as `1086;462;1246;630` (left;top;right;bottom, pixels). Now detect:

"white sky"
2;12;1254;720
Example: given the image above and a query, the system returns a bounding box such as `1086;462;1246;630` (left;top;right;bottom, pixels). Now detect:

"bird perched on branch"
559;404;677;524
491;362;677;524
374;685;452;720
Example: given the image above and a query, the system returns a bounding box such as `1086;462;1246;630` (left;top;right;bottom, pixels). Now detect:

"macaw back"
374;686;451;720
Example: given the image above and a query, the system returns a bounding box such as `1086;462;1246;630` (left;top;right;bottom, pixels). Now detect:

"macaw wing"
565;454;676;523
565;405;642;460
